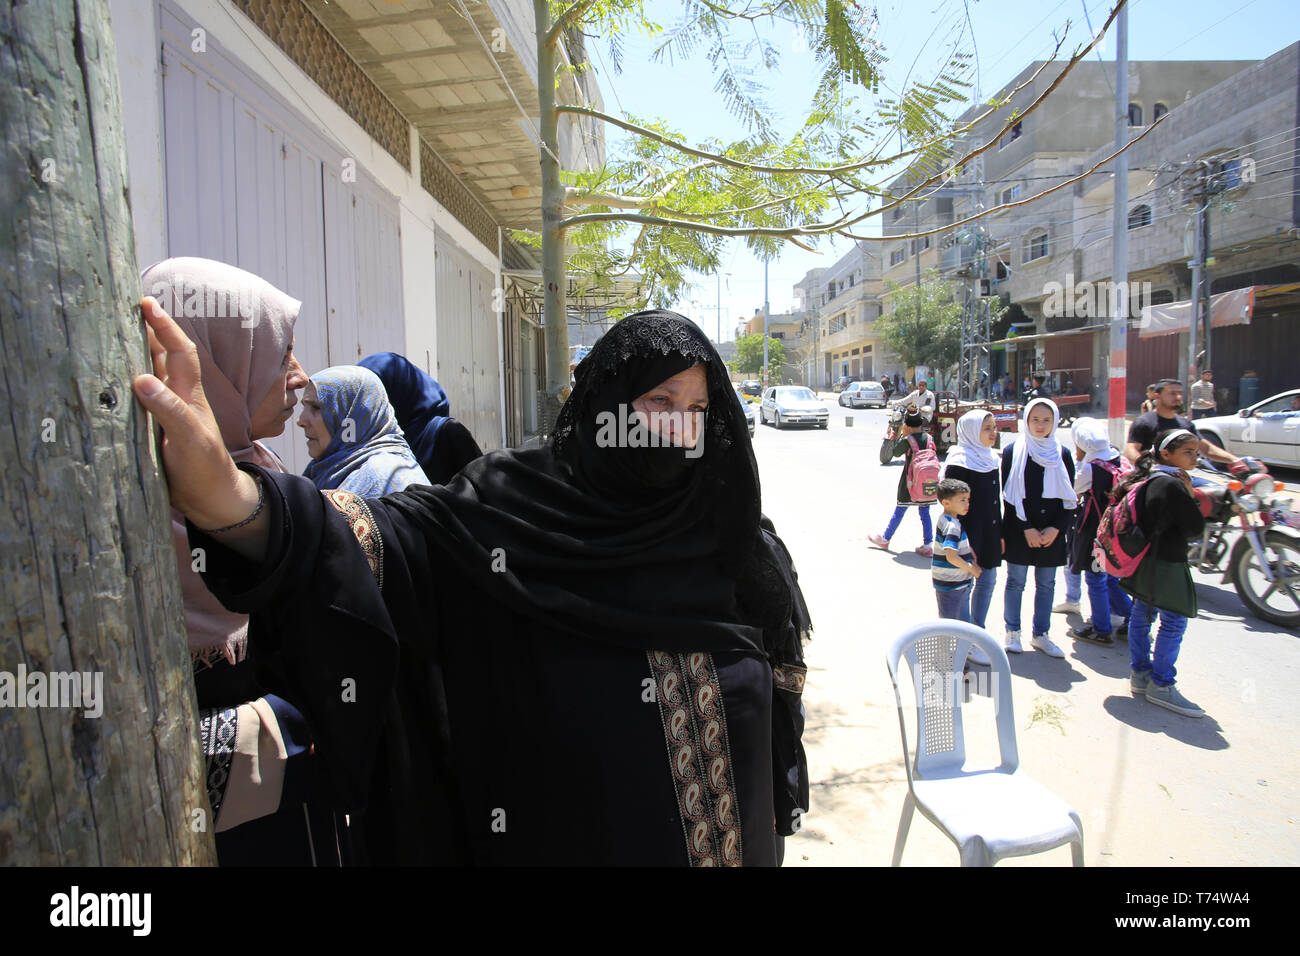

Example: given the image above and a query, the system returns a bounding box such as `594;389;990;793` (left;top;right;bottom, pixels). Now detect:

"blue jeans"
935;583;972;622
1083;569;1132;633
1064;569;1081;604
883;504;932;545
970;566;998;629
1004;563;1056;636
1128;598;1187;687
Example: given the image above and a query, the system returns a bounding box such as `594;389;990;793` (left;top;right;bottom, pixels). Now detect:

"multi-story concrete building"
879;54;1268;402
795;242;886;387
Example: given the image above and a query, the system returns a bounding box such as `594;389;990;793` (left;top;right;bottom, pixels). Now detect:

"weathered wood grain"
0;0;216;865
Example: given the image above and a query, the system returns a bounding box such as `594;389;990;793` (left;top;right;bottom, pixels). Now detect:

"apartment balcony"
820;322;876;353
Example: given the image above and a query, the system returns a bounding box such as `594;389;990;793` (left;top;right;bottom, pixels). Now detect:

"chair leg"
890;793;915;867
1070;811;1085;867
959;838;993;867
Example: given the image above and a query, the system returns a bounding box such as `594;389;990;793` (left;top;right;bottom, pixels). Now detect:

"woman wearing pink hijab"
143;257;335;864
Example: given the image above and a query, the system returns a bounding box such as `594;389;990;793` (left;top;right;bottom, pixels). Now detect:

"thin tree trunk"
0;0;215;864
535;0;570;433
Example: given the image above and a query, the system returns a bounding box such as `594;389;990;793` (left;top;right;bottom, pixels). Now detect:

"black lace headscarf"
385;310;809;661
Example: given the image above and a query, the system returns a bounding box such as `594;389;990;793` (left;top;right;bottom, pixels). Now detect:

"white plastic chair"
886;620;1084;867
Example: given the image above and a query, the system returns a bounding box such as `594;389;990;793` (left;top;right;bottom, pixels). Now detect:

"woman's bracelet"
195;474;265;534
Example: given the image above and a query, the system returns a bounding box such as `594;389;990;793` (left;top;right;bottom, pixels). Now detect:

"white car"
760;386;829;429
1195;389;1300;467
838;381;887;408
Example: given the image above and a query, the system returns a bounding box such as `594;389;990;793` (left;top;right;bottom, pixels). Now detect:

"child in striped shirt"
932;478;982;624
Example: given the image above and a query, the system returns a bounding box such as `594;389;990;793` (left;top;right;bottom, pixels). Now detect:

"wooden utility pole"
0;0;215;864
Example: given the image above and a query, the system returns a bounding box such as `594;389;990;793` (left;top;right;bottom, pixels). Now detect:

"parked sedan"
1195;389;1300;467
761;386;829;429
838;381;888;408
734;388;757;436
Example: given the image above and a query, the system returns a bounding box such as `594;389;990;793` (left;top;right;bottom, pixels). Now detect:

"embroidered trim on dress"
772;664;807;695
323;490;384;590
647;650;743;867
200;706;238;820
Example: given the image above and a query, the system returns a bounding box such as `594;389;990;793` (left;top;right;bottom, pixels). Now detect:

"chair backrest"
885;620;1019;785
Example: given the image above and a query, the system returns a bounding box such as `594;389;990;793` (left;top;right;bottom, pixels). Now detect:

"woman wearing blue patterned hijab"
299;365;429;495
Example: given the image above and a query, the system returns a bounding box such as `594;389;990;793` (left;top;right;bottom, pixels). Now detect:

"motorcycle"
1188;460;1300;627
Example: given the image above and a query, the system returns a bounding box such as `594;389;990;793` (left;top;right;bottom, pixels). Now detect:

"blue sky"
576;0;1299;339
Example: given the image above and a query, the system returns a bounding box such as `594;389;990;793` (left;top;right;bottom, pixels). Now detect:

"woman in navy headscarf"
300;365;430;495
357;352;482;484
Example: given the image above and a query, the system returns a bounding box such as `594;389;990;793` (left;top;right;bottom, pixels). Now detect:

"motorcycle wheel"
879;437;895;466
1232;530;1300;628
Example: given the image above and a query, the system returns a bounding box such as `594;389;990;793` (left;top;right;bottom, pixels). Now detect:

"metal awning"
989;324;1109;347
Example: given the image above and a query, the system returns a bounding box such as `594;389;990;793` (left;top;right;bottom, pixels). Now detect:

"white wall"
110;0;506;386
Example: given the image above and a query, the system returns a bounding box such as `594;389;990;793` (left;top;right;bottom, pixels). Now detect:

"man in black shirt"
1125;378;1243;469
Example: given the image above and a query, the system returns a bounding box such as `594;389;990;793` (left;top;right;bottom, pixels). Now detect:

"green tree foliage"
876;270;963;370
731;333;785;375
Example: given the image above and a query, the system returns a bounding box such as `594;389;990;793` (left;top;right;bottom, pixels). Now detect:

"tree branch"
851;0;1129;230
546;0;601;49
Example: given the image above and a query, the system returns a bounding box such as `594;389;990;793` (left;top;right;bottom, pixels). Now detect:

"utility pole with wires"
1106;3;1131;450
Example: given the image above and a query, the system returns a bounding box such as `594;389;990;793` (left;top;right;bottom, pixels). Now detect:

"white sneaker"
1052;600;1081;615
1004;631;1023;654
965;643;992;667
1031;633;1066;658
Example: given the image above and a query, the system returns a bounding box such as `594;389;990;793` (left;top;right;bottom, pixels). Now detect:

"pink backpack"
905;435;941;502
1093;476;1151;578
1083;457;1134;524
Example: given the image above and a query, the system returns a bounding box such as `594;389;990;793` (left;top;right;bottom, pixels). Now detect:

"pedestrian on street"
1064;417;1133;647
941;410;1002;635
300;365;430;496
1125;378;1246;476
1140;383;1159;415
1189;368;1218;420
931;479;988;663
133;305;813;865
1000;398;1077;657
1113;430;1207;717
869;410;938;556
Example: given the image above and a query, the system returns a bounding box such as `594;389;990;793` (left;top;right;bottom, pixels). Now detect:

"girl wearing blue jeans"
869;411;934;556
1065;417;1132;646
941;411;1002;653
1000;400;1077;657
1113;431;1207;717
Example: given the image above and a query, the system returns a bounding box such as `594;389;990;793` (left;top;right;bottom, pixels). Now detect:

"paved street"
753;400;1300;867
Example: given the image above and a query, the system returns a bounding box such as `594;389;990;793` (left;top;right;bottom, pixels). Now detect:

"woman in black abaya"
134;305;811;866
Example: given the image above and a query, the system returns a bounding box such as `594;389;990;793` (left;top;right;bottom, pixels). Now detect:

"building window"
1023;230;1048;262
999;184;1022;205
1128;204;1152;229
995;260;1008;280
890;247;907;266
892;204;904;221
998;120;1023;149
1128;103;1143;127
1153;102;1168;121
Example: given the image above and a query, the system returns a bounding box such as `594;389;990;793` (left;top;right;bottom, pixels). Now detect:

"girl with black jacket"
1000;399;1077;657
1114;429;1207;718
